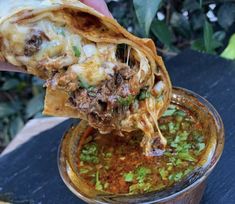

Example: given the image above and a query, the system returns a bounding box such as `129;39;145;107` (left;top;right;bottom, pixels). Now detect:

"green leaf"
73;46;81;57
9;116;24;138
170;12;190;38
26;93;44;119
191;38;205;52
221;34;235;60
0;103;17;118
199;0;203;8
217;3;235;30
203;20;214;53
183;0;200;12
133;0;162;36
124;172;134;182
151;20;172;47
213;31;226;42
178;152;196;162
2;79;19;91
191;12;205;30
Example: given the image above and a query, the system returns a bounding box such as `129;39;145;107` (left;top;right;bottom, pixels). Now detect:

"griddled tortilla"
0;0;172;156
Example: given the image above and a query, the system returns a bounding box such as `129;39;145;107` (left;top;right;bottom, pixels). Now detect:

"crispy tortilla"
0;0;172;155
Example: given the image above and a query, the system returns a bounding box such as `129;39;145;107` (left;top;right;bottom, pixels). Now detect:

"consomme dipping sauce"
58;87;224;204
77;105;207;195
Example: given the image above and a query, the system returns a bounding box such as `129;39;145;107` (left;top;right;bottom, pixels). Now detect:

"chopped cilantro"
181;122;190;130
164;151;172;157
82;143;97;154
169;157;182;166
78;78;96;95
105;152;112;158
129;182;151;194
195;142;206;155
162;109;176;117
159;124;167;130
197;143;205;152
79;168;89;174
193;133;204;143
123;172;134;182
168;122;177;134
136;167;151;183
73;46;81;57
159;168;168;180
118;95;134;106
184;167;193;175
176;143;191;152
179;131;189;141
169;172;183;182
168;104;176;109
80;154;99;163
175;110;186;117
95;172;103;191
178;152;196;162
138;90;151;100
78;78;90;89
80;143;99;163
175;115;184;122
87;86;95;91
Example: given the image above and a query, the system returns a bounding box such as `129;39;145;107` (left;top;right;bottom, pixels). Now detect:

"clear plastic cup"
58;87;224;204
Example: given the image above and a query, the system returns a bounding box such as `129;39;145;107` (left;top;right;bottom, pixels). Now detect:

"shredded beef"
24;30;43;56
68;63;139;131
24;30;50;57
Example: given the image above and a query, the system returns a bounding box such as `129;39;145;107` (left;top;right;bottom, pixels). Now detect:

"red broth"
77;105;207;194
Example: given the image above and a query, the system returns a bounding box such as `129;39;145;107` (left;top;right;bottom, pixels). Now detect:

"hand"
0;0;112;73
80;0;112;17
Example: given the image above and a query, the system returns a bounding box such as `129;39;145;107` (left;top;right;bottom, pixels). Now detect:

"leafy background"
0;0;234;152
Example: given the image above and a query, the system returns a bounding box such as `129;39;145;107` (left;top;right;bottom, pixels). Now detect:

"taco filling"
0;4;171;156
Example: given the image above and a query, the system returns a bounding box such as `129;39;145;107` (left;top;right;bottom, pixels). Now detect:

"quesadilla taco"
0;0;172;156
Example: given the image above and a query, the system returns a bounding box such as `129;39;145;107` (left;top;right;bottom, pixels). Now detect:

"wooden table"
0;50;234;203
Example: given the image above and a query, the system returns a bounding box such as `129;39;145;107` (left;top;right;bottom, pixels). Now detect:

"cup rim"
57;86;224;203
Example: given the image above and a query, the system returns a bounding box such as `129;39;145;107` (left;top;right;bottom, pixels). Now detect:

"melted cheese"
0;10;167;156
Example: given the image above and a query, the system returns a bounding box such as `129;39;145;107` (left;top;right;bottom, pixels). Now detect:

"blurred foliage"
0;73;45;151
0;0;235;150
107;0;235;57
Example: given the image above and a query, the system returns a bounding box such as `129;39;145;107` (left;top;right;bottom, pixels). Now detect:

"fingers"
80;0;112;17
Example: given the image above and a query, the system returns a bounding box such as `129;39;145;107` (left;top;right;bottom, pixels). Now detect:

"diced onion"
71;64;84;75
102;62;115;76
153;81;164;96
83;44;97;58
